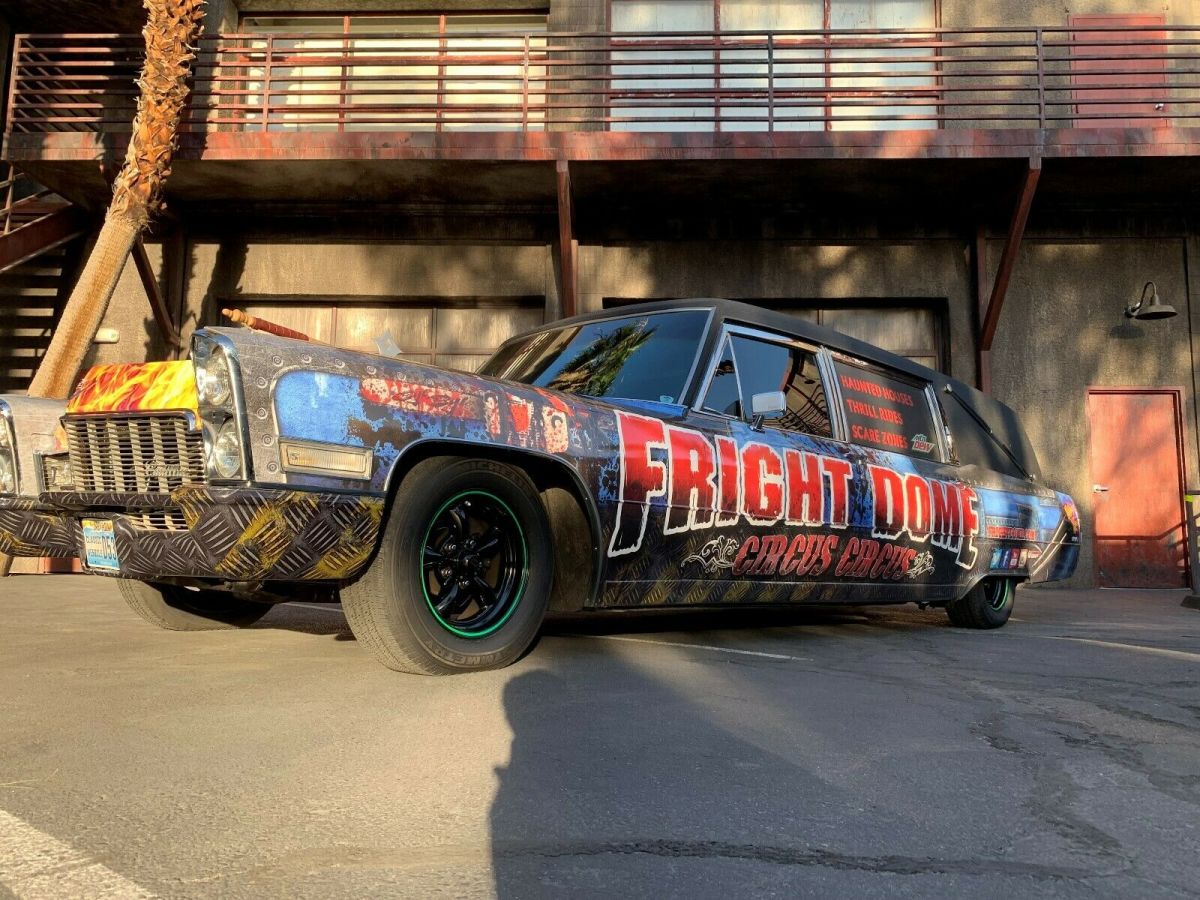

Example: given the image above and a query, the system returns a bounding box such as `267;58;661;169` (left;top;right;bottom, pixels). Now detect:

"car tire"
118;580;273;631
944;578;1015;629
341;456;553;675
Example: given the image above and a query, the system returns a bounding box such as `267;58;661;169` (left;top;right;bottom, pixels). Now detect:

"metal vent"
64;415;206;494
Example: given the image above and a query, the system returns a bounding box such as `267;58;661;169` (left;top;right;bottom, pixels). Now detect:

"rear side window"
832;357;942;460
702;334;832;438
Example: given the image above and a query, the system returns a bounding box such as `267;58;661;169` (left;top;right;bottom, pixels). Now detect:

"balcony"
5;26;1200;213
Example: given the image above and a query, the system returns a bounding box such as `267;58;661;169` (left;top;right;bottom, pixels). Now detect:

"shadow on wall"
194;237;249;337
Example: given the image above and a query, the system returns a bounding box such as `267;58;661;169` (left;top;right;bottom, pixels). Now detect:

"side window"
702;333;833;438
702;337;742;416
831;357;943;460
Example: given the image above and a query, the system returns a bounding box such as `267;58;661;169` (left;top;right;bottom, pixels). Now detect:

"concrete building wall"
988;237;1196;587
578;241;979;385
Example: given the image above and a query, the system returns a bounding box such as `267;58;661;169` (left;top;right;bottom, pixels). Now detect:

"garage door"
235;298;545;372
784;303;946;373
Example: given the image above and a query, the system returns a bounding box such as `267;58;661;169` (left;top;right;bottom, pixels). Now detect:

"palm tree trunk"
28;0;206;400
2;0;206;578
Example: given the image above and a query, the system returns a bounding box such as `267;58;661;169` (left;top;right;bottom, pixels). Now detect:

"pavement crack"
491;839;1104;880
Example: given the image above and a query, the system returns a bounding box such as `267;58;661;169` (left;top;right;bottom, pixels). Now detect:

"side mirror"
750;390;786;431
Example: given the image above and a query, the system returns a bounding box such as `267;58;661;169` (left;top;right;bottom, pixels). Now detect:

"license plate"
81;519;120;571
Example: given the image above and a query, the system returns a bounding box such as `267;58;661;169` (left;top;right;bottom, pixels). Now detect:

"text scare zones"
608;412;981;580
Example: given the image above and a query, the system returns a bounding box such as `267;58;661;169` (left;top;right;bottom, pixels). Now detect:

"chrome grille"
64;415;206;493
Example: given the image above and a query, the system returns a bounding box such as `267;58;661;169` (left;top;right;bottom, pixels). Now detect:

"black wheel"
945;578;1015;629
341;456;553;675
118;580;272;631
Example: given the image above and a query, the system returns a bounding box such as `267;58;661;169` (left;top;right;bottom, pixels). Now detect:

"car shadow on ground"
254;599;958;645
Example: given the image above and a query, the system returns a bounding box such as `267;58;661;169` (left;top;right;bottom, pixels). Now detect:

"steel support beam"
132;237;182;350
973;224;991;393
979;158;1041;357
555;159;577;319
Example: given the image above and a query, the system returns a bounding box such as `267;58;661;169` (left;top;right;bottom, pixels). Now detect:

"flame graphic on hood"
67;361;199;416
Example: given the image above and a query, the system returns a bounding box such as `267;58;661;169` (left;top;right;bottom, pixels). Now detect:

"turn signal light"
279;440;372;480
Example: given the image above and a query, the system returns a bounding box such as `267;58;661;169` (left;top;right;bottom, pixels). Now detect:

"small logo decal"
906;550;935;579
682;536;741;574
910;434;936;454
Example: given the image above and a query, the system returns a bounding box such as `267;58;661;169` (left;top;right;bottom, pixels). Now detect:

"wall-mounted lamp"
1125;281;1177;321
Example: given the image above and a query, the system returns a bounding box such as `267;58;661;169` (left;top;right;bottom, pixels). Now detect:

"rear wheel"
945;578;1015;629
341;456;553;675
118;580;272;631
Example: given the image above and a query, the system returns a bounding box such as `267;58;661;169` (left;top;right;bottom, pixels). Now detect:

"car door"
688;326;853;604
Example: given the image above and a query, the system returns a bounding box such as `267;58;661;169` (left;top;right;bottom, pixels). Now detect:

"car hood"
67;361;199;417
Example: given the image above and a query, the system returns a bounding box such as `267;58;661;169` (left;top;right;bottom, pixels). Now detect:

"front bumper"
45;485;385;583
0;496;80;558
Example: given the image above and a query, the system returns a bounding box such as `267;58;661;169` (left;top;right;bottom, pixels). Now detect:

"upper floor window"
702;333;833;437
240;12;547;132
610;0;936;132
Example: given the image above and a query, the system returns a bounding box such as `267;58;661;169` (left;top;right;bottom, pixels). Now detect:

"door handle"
1093;484;1110;493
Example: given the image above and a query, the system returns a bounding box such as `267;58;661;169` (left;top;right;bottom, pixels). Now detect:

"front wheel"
341;456;553;675
945;578;1015;629
118;580;273;631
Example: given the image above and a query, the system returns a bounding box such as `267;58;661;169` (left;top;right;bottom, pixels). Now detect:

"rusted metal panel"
1086;389;1189;588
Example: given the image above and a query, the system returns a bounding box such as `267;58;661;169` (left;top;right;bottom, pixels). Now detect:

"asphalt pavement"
1;576;1198;899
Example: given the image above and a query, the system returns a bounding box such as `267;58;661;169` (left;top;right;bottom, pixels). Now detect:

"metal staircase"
0;166;87;392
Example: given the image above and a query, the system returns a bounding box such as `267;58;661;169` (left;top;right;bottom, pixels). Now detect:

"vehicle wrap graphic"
0;498;79;558
61;485;384;582
42;312;1079;607
67;361;199;415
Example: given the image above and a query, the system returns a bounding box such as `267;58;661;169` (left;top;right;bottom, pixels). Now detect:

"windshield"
479;310;710;403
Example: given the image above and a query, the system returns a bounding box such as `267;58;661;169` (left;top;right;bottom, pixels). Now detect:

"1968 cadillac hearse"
10;300;1079;674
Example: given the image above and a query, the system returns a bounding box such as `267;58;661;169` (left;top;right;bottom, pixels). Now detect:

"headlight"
212;420;243;479
194;333;251;482
0;452;14;494
196;347;233;407
0;415;14;494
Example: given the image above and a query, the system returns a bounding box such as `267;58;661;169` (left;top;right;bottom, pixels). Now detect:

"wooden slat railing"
6;26;1200;134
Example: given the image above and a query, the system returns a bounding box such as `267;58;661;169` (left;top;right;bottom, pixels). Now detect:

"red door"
1070;14;1169;128
1086;389;1188;588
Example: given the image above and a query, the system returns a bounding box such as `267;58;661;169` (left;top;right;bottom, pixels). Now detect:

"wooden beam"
979;157;1041;352
555;159;577;319
131;236;181;350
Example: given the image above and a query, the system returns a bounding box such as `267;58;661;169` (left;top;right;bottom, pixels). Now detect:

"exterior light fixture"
1124;281;1177;321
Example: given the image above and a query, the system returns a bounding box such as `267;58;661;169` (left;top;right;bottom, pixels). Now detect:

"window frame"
482;306;715;405
694;322;838;440
826;350;951;463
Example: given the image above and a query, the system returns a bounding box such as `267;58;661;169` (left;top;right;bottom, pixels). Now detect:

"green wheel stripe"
988;580;1011;611
420;490;529;639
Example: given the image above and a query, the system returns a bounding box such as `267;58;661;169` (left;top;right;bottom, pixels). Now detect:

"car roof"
546;298;937;384
533;298;1043;482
